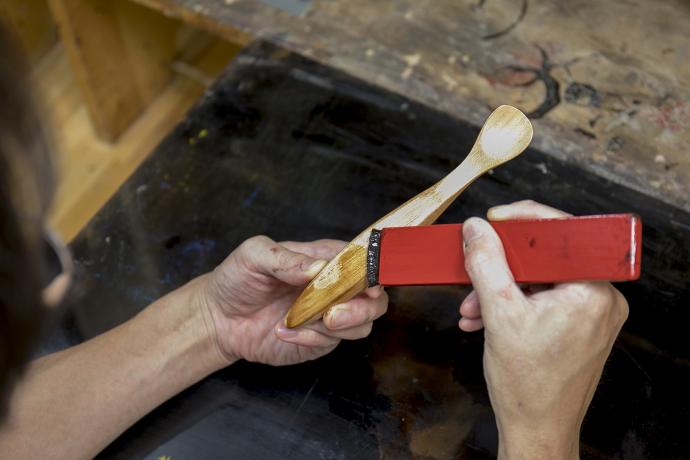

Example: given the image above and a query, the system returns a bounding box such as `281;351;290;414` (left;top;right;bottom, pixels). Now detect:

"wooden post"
47;0;178;142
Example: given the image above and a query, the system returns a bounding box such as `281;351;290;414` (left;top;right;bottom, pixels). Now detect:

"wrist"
187;274;240;368
497;422;580;460
152;275;236;373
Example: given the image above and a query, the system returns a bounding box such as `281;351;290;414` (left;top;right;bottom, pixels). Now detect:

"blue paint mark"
128;287;158;304
243;187;261;207
259;0;311;16
180;239;216;257
177;239;217;274
159;271;174;286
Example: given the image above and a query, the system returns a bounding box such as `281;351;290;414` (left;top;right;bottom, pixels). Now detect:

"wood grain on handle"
285;105;533;327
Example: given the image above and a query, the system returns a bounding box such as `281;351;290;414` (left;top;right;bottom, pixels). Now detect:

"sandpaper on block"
368;214;641;286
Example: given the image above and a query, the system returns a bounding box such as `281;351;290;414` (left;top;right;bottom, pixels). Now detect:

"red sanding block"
367;214;642;286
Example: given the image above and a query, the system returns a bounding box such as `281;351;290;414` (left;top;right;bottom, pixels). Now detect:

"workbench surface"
130;0;690;215
48;42;690;459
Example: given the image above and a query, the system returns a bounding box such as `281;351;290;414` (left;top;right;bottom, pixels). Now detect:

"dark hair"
0;22;55;418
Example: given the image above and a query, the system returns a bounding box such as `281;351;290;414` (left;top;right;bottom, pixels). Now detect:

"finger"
459;290;482;319
274;325;341;348
458;317;484;332
239;236;328;286
537;281;616;313
304;321;374;340
280;239;347;261
322;290;389;330
521;283;553;296
535;281;601;302
534;283;628;336
462;217;526;325
363;284;385;299
487;200;571;221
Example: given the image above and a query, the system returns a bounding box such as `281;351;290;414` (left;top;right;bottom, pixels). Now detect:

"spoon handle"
286;106;532;327
285;161;488;327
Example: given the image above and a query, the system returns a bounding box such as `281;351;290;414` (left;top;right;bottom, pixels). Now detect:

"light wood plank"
47;0;178;141
39;40;239;241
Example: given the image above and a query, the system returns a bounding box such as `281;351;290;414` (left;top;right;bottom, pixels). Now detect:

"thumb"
462;218;525;324
240;236;327;286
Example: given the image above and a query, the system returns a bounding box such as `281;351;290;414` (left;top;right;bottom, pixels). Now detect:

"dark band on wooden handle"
366;229;382;287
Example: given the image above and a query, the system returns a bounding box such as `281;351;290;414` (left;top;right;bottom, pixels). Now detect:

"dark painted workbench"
53;43;690;459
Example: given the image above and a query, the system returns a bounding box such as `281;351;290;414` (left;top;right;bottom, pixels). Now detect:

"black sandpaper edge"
367;229;382;287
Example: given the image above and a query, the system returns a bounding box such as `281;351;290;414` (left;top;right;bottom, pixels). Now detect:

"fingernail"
275;325;299;339
463;218;484;244
305;259;327;278
487;206;509;220
326;304;351;329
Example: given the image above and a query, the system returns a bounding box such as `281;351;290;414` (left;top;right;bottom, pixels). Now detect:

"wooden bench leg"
47;0;177;142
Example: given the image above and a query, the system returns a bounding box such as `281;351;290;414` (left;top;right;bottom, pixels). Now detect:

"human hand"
195;236;387;367
459;200;629;459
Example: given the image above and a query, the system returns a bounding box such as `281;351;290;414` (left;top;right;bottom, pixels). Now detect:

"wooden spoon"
285;105;533;328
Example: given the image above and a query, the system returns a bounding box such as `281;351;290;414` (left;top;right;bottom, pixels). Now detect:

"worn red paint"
377;214;642;286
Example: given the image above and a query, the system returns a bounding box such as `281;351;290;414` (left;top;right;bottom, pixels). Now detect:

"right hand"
459;200;629;459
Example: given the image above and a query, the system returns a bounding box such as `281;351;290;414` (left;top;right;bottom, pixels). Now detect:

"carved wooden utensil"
286;105;533;328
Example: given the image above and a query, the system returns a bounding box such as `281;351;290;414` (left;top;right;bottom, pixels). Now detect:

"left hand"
195;236;388;367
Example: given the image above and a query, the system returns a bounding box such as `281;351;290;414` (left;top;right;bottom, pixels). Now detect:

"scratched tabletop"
48;42;690;459
131;0;690;215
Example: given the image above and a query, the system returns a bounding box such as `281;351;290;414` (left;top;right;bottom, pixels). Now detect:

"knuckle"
518;199;538;207
565;283;594;304
496;281;517;301
377;291;390;316
465;247;499;277
241;235;271;254
272;245;306;274
612;288;630;323
368;302;384;322
513;199;539;211
356;304;376;324
355;322;374;339
274;248;294;268
303;329;327;347
464;244;489;270
575;283;614;318
588;300;608;319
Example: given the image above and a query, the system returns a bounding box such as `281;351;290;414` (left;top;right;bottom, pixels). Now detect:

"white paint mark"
313;260;341;289
401;67;414;80
630;217;637;277
535;162;549;174
441;73;458;90
480;124;525;159
403;53;421;67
